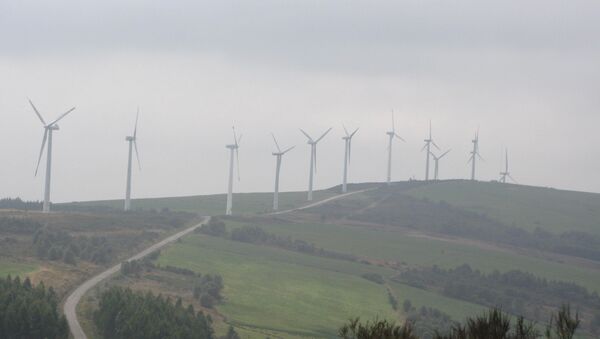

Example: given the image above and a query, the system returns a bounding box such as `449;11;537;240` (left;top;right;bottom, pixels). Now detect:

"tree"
338;318;418;339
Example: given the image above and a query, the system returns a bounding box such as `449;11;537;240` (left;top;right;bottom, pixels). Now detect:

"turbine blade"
391;110;396;132
477;153;485;161
133;108;139;138
300;129;313;141
421;144;428;152
439;150;451;159
395;133;405;142
508;174;518;184
282;146;295;154
232;126;238;146
315;127;332;143
429;120;432;139
48;107;76;126
28;99;46;125
35;129;48;176
432;141;441;150
350;128;359;138
467;155;473;164
505;149;509;172
134;140;141;170
343;124;349;137
271;133;281;152
237;134;243;145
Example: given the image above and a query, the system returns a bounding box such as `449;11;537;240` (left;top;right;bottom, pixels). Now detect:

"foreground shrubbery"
340;305;580;339
0;276;68;339
94;286;214;339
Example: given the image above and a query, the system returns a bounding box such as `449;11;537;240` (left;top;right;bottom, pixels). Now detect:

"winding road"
64;216;210;339
64;187;376;338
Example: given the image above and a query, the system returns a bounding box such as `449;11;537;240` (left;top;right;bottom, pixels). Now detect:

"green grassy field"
227;219;600;293
0;261;37;278
406;180;600;236
64;190;337;216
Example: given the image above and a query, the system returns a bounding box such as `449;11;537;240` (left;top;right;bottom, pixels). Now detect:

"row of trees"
120;256;224;309
199;220;358;262
395;264;600;333
0;276;68;339
352;193;600;262
94;286;214;339
339;305;580;339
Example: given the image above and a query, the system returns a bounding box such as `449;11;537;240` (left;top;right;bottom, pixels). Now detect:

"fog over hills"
1;0;599;203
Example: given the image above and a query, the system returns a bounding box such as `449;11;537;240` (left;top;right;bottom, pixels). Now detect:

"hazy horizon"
2;0;599;203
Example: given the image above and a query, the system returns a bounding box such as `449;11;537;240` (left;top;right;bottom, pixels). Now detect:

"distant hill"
405;180;600;236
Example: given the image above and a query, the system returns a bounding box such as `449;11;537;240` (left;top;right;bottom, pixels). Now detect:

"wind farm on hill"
24;100;517;216
2;2;599;337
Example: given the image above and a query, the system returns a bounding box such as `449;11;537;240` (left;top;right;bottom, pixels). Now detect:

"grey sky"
1;0;599;202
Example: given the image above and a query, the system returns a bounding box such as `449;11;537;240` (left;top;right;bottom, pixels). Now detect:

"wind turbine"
124;110;141;211
225;126;242;215
430;149;451;181
386;111;405;185
271;134;295;211
341;126;359;193
499;149;516;184
422;121;440;181
300;127;332;201
468;129;483;181
29;99;76;213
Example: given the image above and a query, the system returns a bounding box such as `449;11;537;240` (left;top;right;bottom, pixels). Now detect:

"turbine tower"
430;149;451;181
422;121;439;181
341;126;359;193
271;134;295;211
300;127;332;201
29;99;76;213
124;110;141;211
225;127;242;215
468;130;483;181
499;149;516;184
386;111;405;185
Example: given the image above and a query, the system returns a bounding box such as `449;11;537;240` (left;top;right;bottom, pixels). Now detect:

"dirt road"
63;216;210;339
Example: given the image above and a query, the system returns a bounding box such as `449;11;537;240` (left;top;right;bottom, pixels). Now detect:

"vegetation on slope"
94;286;214;339
0;275;68;339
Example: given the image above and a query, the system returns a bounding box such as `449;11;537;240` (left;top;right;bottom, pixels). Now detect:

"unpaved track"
64;216;210;339
269;187;376;216
65;188;376;339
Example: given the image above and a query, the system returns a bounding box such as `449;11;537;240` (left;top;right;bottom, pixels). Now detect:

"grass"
158;234;401;338
406;180;600;236
235;220;600;293
0;261;38;278
64;190;337;216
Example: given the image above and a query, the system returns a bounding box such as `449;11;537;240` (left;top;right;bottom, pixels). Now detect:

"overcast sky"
1;0;599;203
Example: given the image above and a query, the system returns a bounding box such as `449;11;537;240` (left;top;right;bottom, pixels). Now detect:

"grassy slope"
230;220;600;293
158;234;398;338
406;180;600;236
0;261;38;278
65;190;336;215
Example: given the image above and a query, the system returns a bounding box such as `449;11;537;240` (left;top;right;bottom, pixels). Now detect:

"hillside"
25;180;600;338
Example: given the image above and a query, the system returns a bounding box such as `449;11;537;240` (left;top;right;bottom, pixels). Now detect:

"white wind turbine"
341;126;359;193
468;129;483;181
124;110;141;211
499;149;517;184
422;121;440;181
29;99;76;213
385;111;405;185
225;126;242;215
300;127;332;201
429;149;451;181
271;134;295;211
